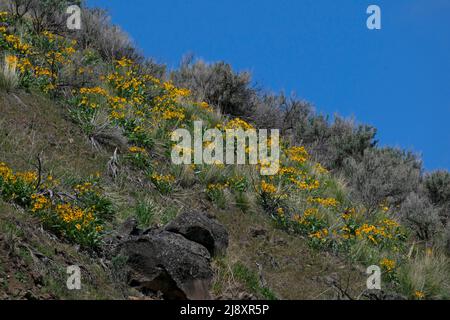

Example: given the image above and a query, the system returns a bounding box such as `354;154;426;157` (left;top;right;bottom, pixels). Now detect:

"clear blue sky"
88;0;450;171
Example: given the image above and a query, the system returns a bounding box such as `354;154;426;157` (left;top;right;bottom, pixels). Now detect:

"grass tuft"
0;55;19;92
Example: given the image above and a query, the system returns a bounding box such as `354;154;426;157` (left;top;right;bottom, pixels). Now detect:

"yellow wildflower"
380;258;396;272
129;146;147;154
225;118;254;130
276;207;284;216
260;180;277;194
5;55;18;67
286;146;309;163
307;197;339;207
414;291;425;299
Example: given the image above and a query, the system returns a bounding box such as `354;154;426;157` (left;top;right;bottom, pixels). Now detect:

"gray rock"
164;210;228;257
119;229;213;300
118;217;141;237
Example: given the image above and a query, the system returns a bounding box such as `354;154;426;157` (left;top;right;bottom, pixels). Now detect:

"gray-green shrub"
400;192;441;241
424;171;450;222
74;7;141;62
343;148;422;213
172;57;257;118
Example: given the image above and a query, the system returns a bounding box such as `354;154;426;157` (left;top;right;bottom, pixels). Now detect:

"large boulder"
119;229;213;300
165;210;229;257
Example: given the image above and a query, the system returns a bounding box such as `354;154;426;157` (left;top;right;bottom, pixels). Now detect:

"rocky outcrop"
165;210;229;257
119;229;213;299
115;210;229;300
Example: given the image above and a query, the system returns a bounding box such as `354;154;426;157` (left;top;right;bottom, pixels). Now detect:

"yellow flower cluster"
293;208;319;225
207;183;228;192
16;57;32;73
150;172;176;194
382;218;399;229
107;95;127;117
206;182;228;204
0;21;80;94
224;118;254;130
104;58;191;124
162;81;190;97
154;105;186;121
63;46;76;55
260;180;277;194
340;226;353;239
42;31;57;42
116;57;134;68
129;146;147;154
0;163;38;185
15;171;38;184
74;182;95;195
309;228;329;240
198;101;212;112
307;196;339;207
292;214;302;224
151;82;189;121
46;51;66;64
110;110;125;120
304;207;318;217
107;71;145;92
289;177;320;191
0;162;15;182
3;34;32;54
55;203;94;228
0;12;8;32
151;173;175;183
276;207;285;217
1;161;106;246
353;218;401;244
31;194;51;212
278;166;303;177
414;291;425;299
80;86;108;96
380;258;396;272
285;146;309;164
34;66;55;78
76;86;110;109
379;200;390;212
277;152;322;192
5;54;17;67
339;210;402;245
341;208;359;221
355;223;390;244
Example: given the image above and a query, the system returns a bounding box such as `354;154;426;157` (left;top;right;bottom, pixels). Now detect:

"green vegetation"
0;0;449;300
232;263;277;300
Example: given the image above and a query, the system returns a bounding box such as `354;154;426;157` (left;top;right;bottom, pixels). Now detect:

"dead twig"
34;152;44;189
107;148;120;179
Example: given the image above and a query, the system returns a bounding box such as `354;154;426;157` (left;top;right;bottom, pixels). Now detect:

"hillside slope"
0;92;124;299
0;3;449;300
0;92;365;299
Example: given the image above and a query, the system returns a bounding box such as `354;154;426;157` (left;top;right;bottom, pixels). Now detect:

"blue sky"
88;0;450;170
